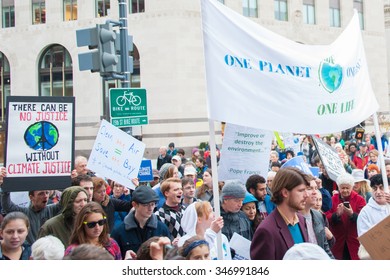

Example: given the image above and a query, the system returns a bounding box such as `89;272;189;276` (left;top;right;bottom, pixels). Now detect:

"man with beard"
245;174;275;219
250;167;310;260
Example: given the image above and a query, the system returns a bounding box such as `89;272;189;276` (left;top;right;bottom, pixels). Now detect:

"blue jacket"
111;210;171;259
0;241;31;260
264;195;276;214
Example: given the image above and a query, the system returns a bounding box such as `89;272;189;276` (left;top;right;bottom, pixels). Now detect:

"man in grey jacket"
0;187;61;245
300;178;335;259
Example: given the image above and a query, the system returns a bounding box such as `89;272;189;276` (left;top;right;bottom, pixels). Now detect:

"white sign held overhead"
88;119;146;190
218;123;273;183
201;0;378;134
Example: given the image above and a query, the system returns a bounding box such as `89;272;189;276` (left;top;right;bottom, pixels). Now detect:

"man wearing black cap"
111;186;171;259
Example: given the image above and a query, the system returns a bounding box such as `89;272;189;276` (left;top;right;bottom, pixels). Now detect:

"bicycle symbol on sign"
116;91;142;107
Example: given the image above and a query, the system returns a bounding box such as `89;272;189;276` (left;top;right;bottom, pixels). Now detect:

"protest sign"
281;156;313;175
358;214;390;260
87;119;145;190
218;123;272;183
3;96;74;191
312;136;346;182
138;159;153;182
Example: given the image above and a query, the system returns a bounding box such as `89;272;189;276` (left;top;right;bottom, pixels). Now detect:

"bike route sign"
109;88;148;127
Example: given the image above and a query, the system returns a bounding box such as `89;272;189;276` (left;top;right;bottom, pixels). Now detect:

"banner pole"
372;112;389;192
208;119;223;260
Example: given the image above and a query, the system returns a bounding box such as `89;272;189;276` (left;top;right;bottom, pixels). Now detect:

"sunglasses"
83;217;107;228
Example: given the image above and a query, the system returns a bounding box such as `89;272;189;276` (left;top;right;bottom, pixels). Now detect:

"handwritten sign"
3;96;74;191
88;119;145;190
312;136;346;182
218;123;273;183
358;214;390;260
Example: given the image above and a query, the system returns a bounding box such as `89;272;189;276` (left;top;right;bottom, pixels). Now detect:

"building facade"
0;0;388;163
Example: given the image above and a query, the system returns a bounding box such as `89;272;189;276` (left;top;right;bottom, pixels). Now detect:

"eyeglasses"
83;217;107;228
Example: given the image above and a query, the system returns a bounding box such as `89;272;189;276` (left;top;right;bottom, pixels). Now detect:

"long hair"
194;201;212;220
271;167;311;205
196;169;212;198
69;202;110;246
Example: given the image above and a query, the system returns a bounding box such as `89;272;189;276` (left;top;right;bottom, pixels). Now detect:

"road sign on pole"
109;88;148;127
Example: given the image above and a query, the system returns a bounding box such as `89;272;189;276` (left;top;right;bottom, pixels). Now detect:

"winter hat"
132;186;159;204
220;180;246;201
243;192;259;207
184;166;197;176
159;163;173;181
351;169;370;184
283;243;331;260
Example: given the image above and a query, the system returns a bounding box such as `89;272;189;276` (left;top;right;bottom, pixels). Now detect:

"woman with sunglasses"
64;202;122;260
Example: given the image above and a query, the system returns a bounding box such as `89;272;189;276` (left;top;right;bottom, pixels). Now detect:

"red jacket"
352;152;369;169
325;191;366;259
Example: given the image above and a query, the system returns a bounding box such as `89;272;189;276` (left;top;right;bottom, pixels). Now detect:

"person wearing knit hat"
241;192;262;232
38;186;88;246
220;180;253;241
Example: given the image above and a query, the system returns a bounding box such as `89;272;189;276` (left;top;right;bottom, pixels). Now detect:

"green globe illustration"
319;61;343;93
24;121;59;151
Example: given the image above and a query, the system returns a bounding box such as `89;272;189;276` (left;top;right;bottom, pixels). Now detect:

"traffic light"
76;27;100;72
98;22;120;75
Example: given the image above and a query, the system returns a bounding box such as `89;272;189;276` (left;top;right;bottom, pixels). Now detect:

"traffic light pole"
118;0;131;88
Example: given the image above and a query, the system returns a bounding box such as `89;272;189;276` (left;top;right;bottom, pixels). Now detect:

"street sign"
109;88;148;127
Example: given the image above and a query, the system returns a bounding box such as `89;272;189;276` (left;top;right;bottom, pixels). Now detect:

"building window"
96;0;110;17
354;0;364;30
243;0;258;18
0;52;10;123
274;0;288;21
129;0;145;14
329;0;340;27
0;52;10;163
39;45;73;97
32;0;46;24
303;0;315;24
64;0;77;21
2;0;15;28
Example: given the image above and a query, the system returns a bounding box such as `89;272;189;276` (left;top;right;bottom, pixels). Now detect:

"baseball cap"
172;155;181;162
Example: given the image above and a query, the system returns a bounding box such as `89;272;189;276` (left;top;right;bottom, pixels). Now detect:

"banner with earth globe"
3;96;74;191
201;0;378;134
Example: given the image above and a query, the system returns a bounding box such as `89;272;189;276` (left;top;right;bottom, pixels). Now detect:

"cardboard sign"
87;119;145;190
358;214;390;260
312;136;346;182
138;159;153;182
218;123;273;183
3;96;74;191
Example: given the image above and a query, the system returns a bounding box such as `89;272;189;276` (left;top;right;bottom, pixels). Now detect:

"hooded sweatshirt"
38;186;87;246
178;203;231;260
357;197;390;237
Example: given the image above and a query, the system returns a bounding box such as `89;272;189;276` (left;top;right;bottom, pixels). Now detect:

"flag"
201;0;378;134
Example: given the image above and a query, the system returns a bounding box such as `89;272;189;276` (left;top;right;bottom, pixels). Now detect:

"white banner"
87;120;145;190
201;0;378;134
218;123;272;183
